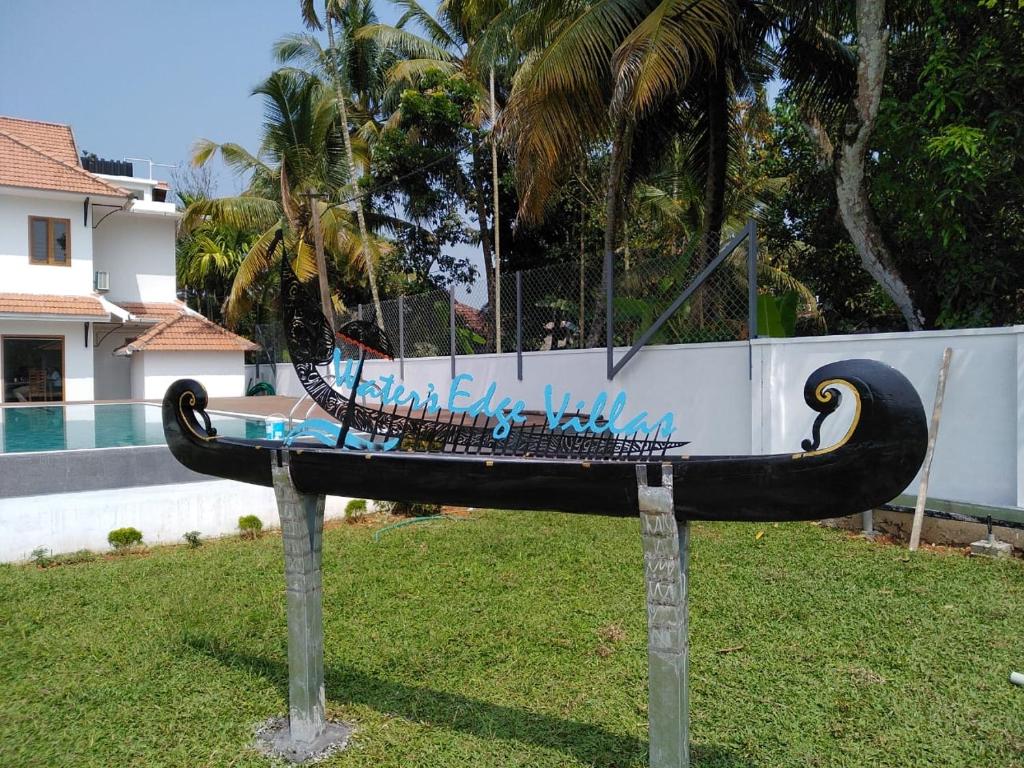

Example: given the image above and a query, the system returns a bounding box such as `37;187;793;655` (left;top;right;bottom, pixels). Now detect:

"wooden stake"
909;347;953;551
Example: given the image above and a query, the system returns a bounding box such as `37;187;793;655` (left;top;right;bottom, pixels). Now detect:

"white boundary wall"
254;325;1024;511
0;481;356;562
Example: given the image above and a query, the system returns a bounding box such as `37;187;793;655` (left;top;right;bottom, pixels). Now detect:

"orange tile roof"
113;301;189;322
118;313;259;353
0;292;109;318
0;116;79;165
0;131;128;198
0;116;128;198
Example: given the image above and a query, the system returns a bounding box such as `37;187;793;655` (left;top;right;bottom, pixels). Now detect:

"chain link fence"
253;223;758;378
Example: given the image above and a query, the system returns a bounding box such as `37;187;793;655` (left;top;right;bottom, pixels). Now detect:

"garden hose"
372;514;471;542
247;380;276;397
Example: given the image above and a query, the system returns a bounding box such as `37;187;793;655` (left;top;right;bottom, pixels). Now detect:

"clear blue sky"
0;0;415;195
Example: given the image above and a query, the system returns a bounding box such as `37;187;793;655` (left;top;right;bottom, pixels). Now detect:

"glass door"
2;336;65;402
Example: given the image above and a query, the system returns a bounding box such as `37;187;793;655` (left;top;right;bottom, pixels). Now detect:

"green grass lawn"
1;512;1022;767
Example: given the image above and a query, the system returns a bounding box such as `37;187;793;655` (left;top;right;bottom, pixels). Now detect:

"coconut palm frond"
394;0;458;50
181;196;281;235
357;23;454;62
611;0;735;117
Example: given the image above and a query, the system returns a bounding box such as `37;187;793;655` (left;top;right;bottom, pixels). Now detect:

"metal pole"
516;271;523;381
747;219;758;341
449;285;456;380
862;509;876;538
637;463;689;768
746;220;758;382
398;295;405;381
605;242;614;380
271;460;326;745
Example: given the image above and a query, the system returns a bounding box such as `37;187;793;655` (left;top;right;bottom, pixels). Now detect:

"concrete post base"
970;538;1013;558
254;717;353;764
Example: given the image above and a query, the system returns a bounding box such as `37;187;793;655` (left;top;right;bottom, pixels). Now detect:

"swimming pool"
0;403;265;454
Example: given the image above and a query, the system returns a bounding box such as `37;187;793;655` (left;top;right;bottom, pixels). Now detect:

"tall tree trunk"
702;63;729;260
325;9;384;329
818;0;925;331
309;191;335;331
470;135;496;348
490;67;503;354
696;63;730;328
587;117;634;349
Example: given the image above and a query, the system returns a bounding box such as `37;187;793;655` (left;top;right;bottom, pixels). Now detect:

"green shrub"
345;499;367;519
107;527;143;550
30;547;53;568
376;500;442;518
183;531;202;549
238;515;263;539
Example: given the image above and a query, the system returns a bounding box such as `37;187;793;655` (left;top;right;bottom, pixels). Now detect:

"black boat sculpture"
161;242;928;523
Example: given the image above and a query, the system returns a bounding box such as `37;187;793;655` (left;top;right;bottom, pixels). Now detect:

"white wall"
92;212;177;303
752;329;1021;509
93;326;134;400
0;191;93;295
253;325;1024;510
0;480;355;562
0;319;94;401
137;350;246;400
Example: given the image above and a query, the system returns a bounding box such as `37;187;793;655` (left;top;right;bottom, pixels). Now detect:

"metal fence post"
747;219;758;340
449;285;456;380
398;294;405;381
605;245;614;380
516;271;523;381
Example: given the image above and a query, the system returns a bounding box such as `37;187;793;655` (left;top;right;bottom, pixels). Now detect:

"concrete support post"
637;463;689;768
272;461;327;745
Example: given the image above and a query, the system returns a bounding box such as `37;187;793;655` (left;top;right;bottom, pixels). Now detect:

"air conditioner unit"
94;271;110;292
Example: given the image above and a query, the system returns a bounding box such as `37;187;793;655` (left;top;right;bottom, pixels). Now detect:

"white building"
0;116;257;402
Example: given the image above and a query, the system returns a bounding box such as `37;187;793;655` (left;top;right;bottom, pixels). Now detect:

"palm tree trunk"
490;67;502;354
309;191;335;331
325;9;384;329
471;135;497;347
697;63;730;329
588;117;634;349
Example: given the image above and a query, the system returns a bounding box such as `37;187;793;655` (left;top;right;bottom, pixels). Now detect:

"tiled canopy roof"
115;301;190;323
0;116;127;197
116;313;259;354
0;293;109;318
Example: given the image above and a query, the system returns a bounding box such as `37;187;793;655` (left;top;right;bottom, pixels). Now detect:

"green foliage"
368;69;480;290
375;500;442;517
29;547;52;568
107;527;143;550
768;0;1024;331
757;292;798;338
345;499;367;518
29;548;98;568
184;531;203;549
237;515;264;539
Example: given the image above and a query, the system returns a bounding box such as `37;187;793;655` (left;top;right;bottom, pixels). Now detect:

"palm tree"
183;70;370;327
497;0;734;349
358;0;510;347
300;0;386;328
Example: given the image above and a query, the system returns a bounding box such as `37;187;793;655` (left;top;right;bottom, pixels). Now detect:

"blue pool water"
0;403;266;454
